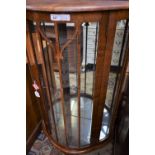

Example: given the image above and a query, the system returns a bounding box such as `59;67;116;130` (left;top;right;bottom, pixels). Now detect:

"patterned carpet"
28;131;63;155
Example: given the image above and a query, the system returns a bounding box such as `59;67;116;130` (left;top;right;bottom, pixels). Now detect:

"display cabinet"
26;0;129;154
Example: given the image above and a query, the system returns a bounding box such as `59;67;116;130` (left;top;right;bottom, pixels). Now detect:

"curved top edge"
26;0;129;12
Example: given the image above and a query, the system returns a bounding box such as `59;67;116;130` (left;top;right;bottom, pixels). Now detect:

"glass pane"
105;19;127;109
111;20;127;66
81;22;98;95
105;72;117;108
100;20;127;140
99;19;128;140
35;20;102;148
50;21;99;148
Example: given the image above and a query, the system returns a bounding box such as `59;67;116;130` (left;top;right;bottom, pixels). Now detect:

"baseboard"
26;120;42;153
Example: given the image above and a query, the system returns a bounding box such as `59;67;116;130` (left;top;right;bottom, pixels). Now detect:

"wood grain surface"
27;0;128;12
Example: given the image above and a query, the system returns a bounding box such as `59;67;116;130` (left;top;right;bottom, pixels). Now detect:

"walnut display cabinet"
26;0;129;154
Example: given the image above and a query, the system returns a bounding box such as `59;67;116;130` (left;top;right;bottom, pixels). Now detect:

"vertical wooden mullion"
84;23;88;94
44;35;60;141
26;27;35;65
59;24;70;94
42;23;57;101
54;22;68;145
91;12;117;142
32;33;43;64
76;23;82;147
47;45;57;94
96;13;117;140
91;14;109;142
58;24;71;145
92;22;99;96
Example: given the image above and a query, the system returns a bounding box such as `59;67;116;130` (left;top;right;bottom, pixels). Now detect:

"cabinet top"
26;0;128;12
